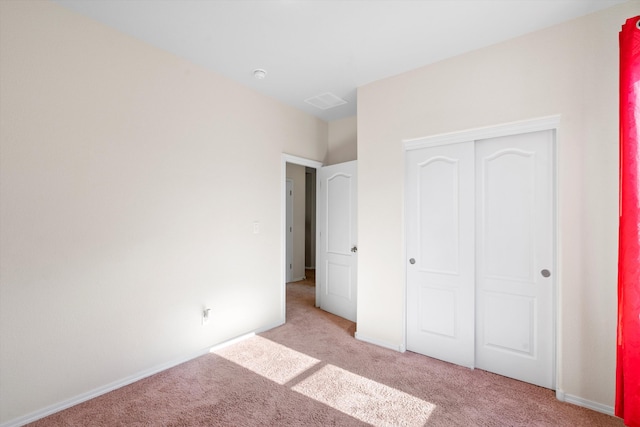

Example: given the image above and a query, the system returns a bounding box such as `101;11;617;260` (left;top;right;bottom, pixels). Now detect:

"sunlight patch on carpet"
212;335;320;385
292;364;435;427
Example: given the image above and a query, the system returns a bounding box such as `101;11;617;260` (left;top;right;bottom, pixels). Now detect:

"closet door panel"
475;130;554;389
406;142;475;368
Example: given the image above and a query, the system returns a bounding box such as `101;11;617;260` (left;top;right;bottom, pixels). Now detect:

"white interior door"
406;142;476;368
475;130;554;389
286;179;294;283
317;161;357;322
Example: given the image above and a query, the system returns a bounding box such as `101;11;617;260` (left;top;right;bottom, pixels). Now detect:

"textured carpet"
29;274;624;426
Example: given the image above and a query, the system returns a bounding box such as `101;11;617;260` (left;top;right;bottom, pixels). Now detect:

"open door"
316;161;358;322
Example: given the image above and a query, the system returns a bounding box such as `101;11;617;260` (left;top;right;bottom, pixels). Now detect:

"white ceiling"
54;0;627;122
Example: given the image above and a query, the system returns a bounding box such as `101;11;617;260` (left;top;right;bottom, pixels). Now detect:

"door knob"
541;269;551;278
409;258;416;264
351;246;358;253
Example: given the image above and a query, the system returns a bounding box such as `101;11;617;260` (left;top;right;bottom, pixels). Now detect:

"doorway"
285;164;313;284
281;154;323;321
286;178;294;283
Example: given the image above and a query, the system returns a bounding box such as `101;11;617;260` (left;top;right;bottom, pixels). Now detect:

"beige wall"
286;163;306;281
0;1;327;423
357;2;635;410
326;115;357;165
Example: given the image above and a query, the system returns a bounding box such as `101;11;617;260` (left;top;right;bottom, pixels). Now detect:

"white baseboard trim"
354;331;406;353
209;332;257;352
255;319;285;334
291;276;305;282
208;320;284;353
0;347;210;427
1;322;286;427
555;390;615;416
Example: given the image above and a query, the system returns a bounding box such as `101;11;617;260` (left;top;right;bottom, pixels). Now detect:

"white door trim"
402;116;559;389
404;115;560;151
281;154;323;323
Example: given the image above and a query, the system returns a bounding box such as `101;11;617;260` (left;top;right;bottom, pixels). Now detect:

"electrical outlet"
202;308;211;325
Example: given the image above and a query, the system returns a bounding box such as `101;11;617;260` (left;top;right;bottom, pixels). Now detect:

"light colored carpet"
214;335;435;426
29;275;624;426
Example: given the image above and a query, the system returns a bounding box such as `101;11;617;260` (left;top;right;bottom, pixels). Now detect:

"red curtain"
617;15;640;427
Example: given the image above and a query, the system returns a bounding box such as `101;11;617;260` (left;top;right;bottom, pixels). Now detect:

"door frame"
281;154;323;323
403;115;560;387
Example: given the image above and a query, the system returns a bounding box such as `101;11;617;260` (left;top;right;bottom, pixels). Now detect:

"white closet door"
475;130;554;389
406;142;475;368
406;129;555;389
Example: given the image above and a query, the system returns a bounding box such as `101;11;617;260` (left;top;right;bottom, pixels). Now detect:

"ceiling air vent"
304;92;347;110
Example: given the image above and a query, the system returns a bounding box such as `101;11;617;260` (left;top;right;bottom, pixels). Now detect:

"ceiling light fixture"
253;69;267;80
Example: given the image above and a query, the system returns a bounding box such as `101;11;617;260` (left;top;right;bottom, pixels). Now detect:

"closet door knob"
409;258;416;264
541;269;551;278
